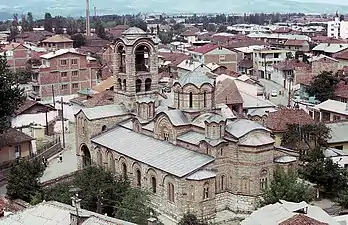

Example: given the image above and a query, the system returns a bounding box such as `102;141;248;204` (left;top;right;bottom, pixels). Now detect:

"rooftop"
326;121;348;144
314;99;348;116
40;48;84;59
41;34;73;43
225;119;269;139
77;104;129;120
192;44;218;54
216;79;244;105
0;128;34;148
175;69;213;88
122;27;146;35
312;43;348;54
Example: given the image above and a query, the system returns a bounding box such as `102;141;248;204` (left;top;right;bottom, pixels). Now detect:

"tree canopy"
44;12;53;32
307;71;339;102
0;55;25;133
6;158;45;203
260;167;313;206
71;33;87;48
178;213;208;225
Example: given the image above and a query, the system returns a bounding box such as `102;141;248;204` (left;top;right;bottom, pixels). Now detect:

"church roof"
161;110;190;126
92;126;215;177
205;114;226;124
76;104;129;120
175;70;213;88
186;170;216;181
226;119;269;138
122;27;146;35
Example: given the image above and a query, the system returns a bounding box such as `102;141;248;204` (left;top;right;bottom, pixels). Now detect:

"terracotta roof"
41;34;73;43
335;80;348;99
70;90;114;108
265;108;314;132
93;76;114;92
279;214;328;225
100;64;113;80
333;49;348;60
216;79;243;105
296;74;315;86
284;39;307;46
311;36;348;44
192;44;218;54
15;99;54;116
3;43;22;51
223;39;267;49
159;52;191;67
15;31;54;43
223;69;241;78
274;59;309;71
273;27;292;33
181;29;196;36
0;128;34;148
79;46;104;55
238;59;253;69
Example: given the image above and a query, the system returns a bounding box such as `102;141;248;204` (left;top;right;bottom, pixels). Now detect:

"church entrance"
81;144;91;167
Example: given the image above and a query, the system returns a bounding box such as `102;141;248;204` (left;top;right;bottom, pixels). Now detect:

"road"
259;78;289;106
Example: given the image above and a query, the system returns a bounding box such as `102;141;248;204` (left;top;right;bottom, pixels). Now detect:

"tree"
71;33;87;48
261;167;313;206
54;16;65;34
337;190;348;209
44;13;53;32
6;158;45;202
158;31;173;44
173;23;185;34
204;23;216;32
94;19;106;39
9;14;19;41
178;213;208;225
217;25;228;33
21;14;29;32
129;18;147;32
0;55;25;132
307;71;339;102
27;12;34;31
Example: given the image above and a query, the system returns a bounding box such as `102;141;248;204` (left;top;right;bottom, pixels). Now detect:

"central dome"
122;27;147;35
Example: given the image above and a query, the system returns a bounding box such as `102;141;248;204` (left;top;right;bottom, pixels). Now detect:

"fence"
0;137;62;183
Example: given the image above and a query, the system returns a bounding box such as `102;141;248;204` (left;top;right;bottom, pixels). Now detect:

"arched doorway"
117;45;126;73
135;45;150;73
81;144;91;167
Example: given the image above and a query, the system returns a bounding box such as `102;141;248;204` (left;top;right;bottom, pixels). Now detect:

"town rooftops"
76;104;130;120
279;214;328;225
333;49;348;60
314;99;348;116
216;79;243;105
247;33;311;41
312;43;348;54
234;45;265;54
191;43;218;54
0;128;34;148
273;59;309;71
326;121;348;145
40;48;83;59
265;108;314;132
308;55;338;63
284;39;308;46
15;99;55;116
41;34;73;43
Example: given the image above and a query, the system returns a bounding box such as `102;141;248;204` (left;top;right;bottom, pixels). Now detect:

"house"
326;121;348;151
70;90;114;108
157;52;191;76
234;45;265;75
205;62;227;74
334;80;348;103
0;128;36;165
0;200;136;225
40;34;74;50
215;79;244;114
324;148;348;168
265;108;315;146
190;44;238;72
108;25;130;39
180;28;199;43
312;43;348;58
0;43;30;72
15;31;54;45
241;200;339;225
283;39;310;52
309;99;348;122
37;48;99;99
333;49;348;69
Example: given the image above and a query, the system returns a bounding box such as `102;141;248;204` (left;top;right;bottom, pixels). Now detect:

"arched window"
102;125;107;132
260;169;268;190
123;79;126;91
189;185;195;201
189;92;193;108
177;92;180;108
81;145;91;167
168;182;174;202
151;177;157;193
135;45;149;72
117;78;122;90
109;154;115;172
117;45;126;73
203;182;209;199
136;79;142;93
203;91;207;108
122;163;127;179
220;175;226;191
97;150;102;167
136;169;141;187
145;78;152;91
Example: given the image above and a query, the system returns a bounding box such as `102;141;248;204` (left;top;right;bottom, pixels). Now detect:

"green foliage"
173;23;185;34
217;25;227;33
0;55;25;132
158;31;173;44
307;71;339;102
44;183;72;205
6;158;45;202
9;14;19;41
337;190;348;209
94;19;106;39
281;123;331;151
260;167;313;206
204;23;216;32
44;13;53;32
129;18;147;32
71;33;87;48
178;213;208;225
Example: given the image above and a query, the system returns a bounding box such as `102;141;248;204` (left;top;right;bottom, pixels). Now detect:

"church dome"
122;27;147;35
175;70;213;88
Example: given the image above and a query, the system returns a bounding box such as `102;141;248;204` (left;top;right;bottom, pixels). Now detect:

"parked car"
271;90;278;97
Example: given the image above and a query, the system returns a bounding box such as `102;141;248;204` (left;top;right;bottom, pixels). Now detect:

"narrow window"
136;169;141;187
221;175;225;191
151;177;157;193
168;182;174;202
189;92;193;108
203;182;209;199
203;91;207;108
122;163;127;179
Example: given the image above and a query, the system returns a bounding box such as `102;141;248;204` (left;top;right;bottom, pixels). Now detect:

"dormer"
204;114;226;140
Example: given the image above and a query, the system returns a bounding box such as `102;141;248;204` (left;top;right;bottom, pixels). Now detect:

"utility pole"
61;97;65;148
287;75;292;108
96;189;104;214
51;85;55;107
45;109;48;135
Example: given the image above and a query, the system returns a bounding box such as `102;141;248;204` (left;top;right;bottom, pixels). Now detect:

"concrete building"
74;27;296;222
326;121;348;151
40;34;74;50
309;99;348;122
328;16;341;38
37;48;99;99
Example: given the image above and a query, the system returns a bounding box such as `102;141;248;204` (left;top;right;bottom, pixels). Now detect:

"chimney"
85;0;91;36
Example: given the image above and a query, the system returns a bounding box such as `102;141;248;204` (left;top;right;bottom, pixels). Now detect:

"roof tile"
279;214;328;225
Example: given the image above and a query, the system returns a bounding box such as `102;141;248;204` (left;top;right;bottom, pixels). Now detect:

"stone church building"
75;27;297;221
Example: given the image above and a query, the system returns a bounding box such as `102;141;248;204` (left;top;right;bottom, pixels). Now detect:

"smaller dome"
205;114;226;124
122;27;146;35
176;70;213;88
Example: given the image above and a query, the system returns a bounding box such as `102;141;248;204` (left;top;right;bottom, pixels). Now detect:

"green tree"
205;23;216;32
0;55;25;132
337;190;348;209
307;71;339;102
27;12;34;31
158;31;173;44
129;18;147;32
9;14;19;41
71;33;87;48
178;213;208;225
54;16;65;34
173;23;185;34
217;25;228;33
44;12;53;32
261;167;313;206
21;14;29;32
6;158;45;202
94;19;106;39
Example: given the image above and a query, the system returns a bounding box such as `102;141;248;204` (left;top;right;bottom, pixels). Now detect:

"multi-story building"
190;44;238;72
74;27;296;222
36;49;99;99
328;16;341;38
40;34;73;50
253;47;294;79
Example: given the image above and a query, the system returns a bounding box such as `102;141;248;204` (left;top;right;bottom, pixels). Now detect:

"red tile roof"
273;27;292;33
15;99;55;116
192;44;218;54
311;36;348;44
265;108;314;132
181;29;197;36
284;39;307;46
274;59;310;71
335;80;348;99
70;90;114;108
159;52;191;67
333;49;348;60
0;128;34;148
296;74;315;86
279;214;328;225
216;79;243;105
238;59;253;69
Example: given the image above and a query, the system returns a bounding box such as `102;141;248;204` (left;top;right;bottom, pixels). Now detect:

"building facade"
74;27;296;222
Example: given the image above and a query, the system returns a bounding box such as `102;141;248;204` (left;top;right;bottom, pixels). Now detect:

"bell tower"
113;27;159;110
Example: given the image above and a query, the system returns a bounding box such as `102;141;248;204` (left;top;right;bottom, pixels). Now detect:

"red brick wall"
312;58;339;74
6;44;30;72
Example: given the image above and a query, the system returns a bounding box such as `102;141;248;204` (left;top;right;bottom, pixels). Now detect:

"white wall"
340;21;348;40
327;17;340;38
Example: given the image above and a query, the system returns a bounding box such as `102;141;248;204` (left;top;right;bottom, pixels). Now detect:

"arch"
260;169;268;190
136;169;141;187
203;91;207;108
122;162;128;179
136;79;142;93
132;40;154;55
145;78;152;92
117;78;122;90
220;174;226;191
203;182;209;199
116;44;126;73
151;176;157;193
189;92;193;108
96;148;103;167
123;79;126;91
134;44;150;73
168;182;175;202
102;125;107;132
107;152;115;172
80;144;91;167
189;185;195;201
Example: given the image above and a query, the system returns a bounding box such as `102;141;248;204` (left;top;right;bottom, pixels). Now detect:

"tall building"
327;12;348;39
74;27;296;222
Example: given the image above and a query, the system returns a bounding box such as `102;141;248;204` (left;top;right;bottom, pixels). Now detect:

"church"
74;27;297;221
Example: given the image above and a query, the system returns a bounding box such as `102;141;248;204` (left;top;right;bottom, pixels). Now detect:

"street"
259;78;289;106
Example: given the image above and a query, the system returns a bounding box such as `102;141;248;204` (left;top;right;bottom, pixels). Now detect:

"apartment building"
36;49;99;99
327;14;348;39
40;34;73;50
253;47;294;79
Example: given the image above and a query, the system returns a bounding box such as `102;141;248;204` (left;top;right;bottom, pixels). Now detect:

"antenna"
94;7;97;18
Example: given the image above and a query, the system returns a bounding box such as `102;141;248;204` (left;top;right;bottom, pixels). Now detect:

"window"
72;71;78;76
123;79;126;91
122;163;127;179
274;53;279;58
164;130;169;141
71;59;78;65
219;148;223;156
72;83;79;89
61;72;67;77
168;182;175;202
335;145;343;150
136;79;142;93
189;92;193;108
220;175;225;191
145;78;152;92
219;55;225;61
260;169;268;190
61;84;68;90
203;182;209;199
14;145;21;159
60;59;67;66
333;115;341;121
102;125;107;132
151;177;157;193
203;91;207;108
136;169;141;187
189;185;195;200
